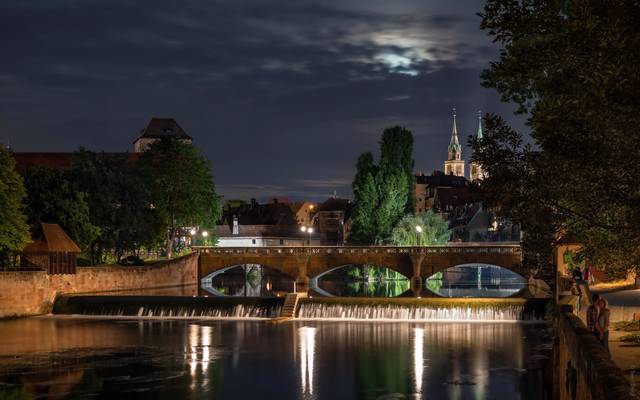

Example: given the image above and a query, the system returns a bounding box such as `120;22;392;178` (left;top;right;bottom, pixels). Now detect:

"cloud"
0;0;523;200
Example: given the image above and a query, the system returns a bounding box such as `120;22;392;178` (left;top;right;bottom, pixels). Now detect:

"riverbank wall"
0;254;198;318
555;307;637;400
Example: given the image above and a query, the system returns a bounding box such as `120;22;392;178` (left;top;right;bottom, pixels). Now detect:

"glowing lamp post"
301;226;313;246
415;225;423;246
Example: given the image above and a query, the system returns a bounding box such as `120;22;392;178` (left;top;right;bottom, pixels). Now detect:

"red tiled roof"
434;187;473;208
214;225;309;238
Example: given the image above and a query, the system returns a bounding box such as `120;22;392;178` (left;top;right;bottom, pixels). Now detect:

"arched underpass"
310;264;410;297
200;264;295;297
425;263;527;298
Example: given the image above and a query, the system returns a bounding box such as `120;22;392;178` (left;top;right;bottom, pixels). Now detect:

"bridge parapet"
193;243;521;257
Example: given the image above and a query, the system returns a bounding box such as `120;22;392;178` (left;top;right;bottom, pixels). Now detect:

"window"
252;239;256;245
280;239;284;245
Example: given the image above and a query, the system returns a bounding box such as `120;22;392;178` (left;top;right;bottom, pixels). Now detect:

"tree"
391;210;450;246
350;153;379;244
474;0;640;273
23;166;99;250
0;145;30;262
137;138;221;258
379;126;415;213
70;150;164;263
350;127;415;244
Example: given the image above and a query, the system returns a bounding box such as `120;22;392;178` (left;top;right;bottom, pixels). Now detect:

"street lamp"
189;228;197;236
202;231;209;238
415;225;424;246
300;226;313;246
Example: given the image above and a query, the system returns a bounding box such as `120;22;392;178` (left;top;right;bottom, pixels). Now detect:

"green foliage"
426;271;444;294
614;320;640;332
350;127;415;244
70;150;164;262
0;146;30;261
620;333;640;345
137;137;221;258
23;166;99;250
391;210;451;246
474;1;640;273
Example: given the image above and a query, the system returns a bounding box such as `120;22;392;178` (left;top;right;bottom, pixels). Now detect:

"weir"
52;295;548;322
297;298;547;321
53;295;283;318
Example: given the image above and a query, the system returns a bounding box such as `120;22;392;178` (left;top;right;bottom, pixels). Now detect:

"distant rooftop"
135;118;192;143
415;171;467;187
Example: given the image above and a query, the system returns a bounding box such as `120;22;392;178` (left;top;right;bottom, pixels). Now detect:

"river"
0;317;551;399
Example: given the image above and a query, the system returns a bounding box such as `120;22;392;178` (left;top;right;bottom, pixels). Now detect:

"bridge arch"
424;263;527;298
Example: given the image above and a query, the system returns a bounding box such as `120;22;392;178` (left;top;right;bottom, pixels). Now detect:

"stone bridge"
194;243;528;291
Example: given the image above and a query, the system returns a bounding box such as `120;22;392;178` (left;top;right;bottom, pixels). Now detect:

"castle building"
133;118;192;153
469;111;485;181
443;109;465;177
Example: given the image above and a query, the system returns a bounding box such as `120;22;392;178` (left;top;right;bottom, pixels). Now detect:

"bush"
76;257;92;266
620;333;640;345
614;320;640;332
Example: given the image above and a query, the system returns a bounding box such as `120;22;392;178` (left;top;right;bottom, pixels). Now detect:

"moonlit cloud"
0;0;525;201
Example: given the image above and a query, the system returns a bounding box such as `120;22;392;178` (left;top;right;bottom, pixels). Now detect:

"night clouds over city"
1;0;522;201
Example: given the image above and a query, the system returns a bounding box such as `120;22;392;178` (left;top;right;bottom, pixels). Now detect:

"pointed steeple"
476;110;483;140
448;108;461;160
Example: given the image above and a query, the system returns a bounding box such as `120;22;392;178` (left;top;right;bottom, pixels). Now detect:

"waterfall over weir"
296;299;547;322
53;295;283;319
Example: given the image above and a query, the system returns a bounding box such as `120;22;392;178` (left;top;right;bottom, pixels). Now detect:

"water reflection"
201;264;294;297
316;265;410;297
188;324;215;391
426;264;527;298
413;327;424;396
298;326;317;397
0;318;550;399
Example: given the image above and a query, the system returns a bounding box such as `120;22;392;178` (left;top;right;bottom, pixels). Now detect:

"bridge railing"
193;243;521;256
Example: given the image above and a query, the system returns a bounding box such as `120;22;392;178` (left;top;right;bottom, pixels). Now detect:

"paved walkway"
599;289;640;392
601;289;640;321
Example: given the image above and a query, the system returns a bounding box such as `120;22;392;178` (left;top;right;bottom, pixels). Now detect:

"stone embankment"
0;254;198;318
555;306;637;400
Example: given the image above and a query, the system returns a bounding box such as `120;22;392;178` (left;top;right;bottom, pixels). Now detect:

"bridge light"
307;227;314;234
416;225;423;233
202;231;209;237
301;226;307;232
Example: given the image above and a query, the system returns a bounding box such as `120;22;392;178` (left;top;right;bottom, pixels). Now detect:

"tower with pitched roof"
470;111;485;181
444;108;465;177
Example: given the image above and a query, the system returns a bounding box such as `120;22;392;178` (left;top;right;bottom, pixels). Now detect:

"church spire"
444;108;465;176
476;110;483;140
448;108;461;160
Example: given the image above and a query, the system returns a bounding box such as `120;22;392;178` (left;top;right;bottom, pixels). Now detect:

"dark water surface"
0;318;551;399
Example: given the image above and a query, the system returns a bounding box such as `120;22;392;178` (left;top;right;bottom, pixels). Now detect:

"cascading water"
53;295;283;319
296;300;547;322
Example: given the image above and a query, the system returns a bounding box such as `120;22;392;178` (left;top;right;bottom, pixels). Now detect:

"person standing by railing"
597;297;611;355
586;294;600;336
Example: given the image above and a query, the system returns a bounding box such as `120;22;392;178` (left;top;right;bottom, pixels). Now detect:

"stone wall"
555;309;636;400
0;254;198;318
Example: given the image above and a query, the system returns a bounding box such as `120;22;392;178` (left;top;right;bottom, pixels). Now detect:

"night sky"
1;0;524;202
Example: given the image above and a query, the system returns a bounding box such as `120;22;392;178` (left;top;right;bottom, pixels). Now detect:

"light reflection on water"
0;318;550;400
299;326;316;397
